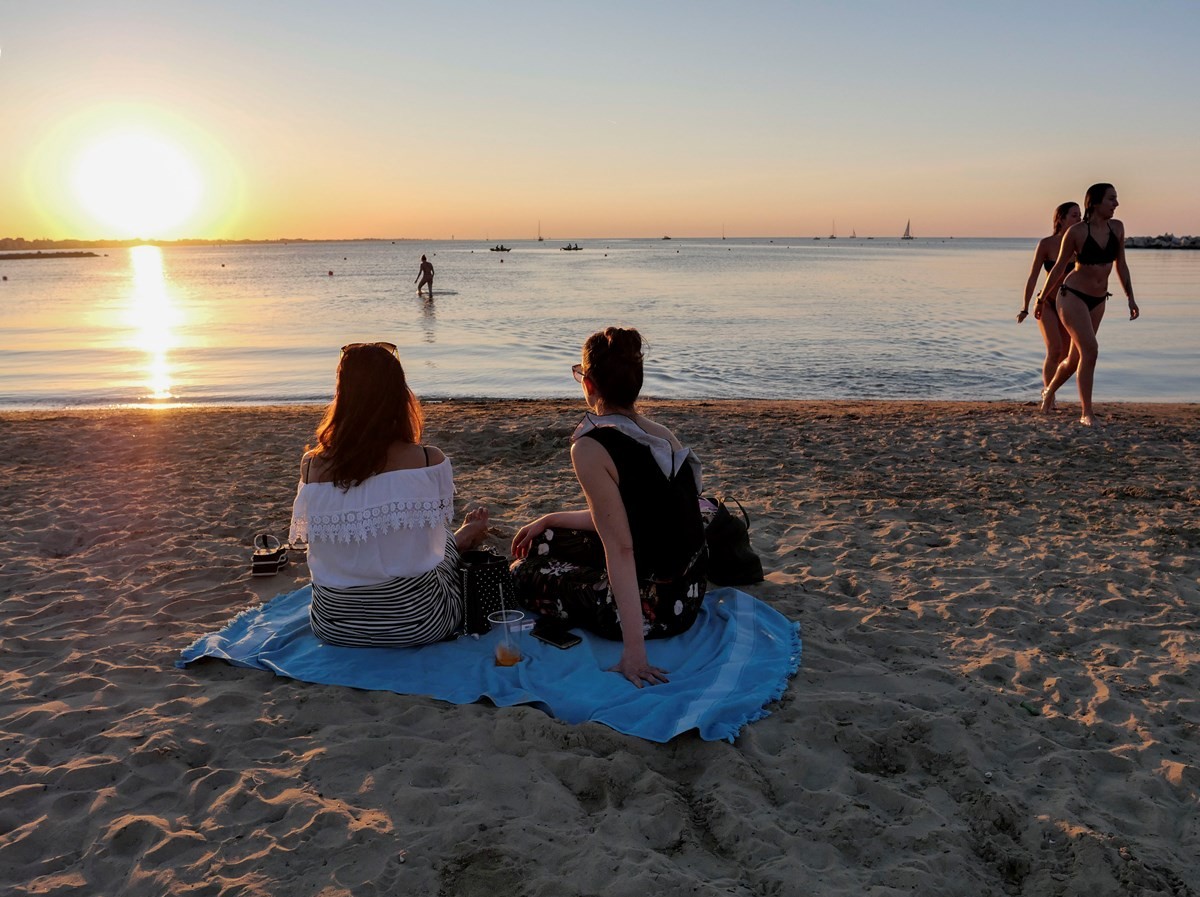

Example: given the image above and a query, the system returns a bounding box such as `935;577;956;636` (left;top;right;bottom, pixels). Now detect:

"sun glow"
72;131;203;238
127;245;181;399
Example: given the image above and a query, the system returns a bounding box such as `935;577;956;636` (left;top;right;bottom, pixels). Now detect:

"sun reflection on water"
127;245;180;400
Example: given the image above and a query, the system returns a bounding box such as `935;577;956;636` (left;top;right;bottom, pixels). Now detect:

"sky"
2;0;1198;240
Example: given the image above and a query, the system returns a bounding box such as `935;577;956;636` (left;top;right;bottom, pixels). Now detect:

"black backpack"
704;498;764;585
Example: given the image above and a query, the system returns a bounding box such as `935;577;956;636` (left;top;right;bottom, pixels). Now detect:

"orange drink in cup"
487;610;524;666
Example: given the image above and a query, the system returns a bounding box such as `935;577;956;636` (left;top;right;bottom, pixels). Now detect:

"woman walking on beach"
1040;184;1140;426
289;341;489;646
1019;201;1080;405
510;327;708;687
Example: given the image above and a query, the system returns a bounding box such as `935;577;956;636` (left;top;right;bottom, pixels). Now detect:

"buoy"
328;271;333;276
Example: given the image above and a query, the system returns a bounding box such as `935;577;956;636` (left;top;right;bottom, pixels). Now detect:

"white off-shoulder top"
288;458;456;588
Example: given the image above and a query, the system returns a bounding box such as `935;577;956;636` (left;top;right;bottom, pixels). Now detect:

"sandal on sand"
251;534;288;577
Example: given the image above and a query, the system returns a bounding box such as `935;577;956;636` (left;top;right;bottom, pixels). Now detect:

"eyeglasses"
342;342;398;358
572;363;586;382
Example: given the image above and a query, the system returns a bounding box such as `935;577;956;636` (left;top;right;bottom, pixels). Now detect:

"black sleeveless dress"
511;424;708;640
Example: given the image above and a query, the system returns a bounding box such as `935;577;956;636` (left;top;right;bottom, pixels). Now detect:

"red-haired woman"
289;342;488;646
511;327;707;687
1040;184;1141;426
1019;201;1081;406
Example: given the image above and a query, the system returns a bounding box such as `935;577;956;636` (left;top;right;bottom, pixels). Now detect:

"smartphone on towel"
531;618;582;650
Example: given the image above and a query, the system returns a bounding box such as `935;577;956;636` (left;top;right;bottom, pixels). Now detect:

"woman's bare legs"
1042;293;1106;425
1037;301;1071;408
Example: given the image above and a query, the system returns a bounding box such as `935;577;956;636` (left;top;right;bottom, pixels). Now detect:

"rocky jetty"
1125;233;1200;249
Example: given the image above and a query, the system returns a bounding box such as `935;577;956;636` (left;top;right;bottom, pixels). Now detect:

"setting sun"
72;131;203;237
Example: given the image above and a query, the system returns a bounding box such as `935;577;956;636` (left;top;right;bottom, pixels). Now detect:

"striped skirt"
310;534;463;647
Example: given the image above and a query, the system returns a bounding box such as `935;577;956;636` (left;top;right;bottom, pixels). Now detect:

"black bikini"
1061;285;1110;311
1058;222;1117;310
1076;221;1119;266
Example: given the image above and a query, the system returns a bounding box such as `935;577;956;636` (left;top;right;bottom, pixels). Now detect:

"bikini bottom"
1061;285;1110;311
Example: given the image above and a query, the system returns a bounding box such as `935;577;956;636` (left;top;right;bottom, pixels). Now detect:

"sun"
72;130;203;237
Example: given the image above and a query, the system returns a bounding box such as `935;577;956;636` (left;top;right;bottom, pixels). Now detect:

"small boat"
829;220;837;239
537;221;544;242
489;245;511;252
560;243;582;251
661;236;671;240
901;220;914;240
849;229;857;239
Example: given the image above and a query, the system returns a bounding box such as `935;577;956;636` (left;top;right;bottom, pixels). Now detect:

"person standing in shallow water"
414;254;434;297
1040;183;1141;427
1019;201;1081;408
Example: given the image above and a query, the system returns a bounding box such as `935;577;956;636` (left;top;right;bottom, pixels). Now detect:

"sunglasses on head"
572;363;586;382
341;342;398;358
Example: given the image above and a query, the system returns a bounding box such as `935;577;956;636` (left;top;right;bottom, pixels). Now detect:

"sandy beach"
2;399;1197;896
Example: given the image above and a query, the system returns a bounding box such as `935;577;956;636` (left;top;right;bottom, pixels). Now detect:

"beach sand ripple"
1;401;1197;895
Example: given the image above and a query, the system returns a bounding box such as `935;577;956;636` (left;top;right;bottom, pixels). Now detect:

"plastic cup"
488;609;525;666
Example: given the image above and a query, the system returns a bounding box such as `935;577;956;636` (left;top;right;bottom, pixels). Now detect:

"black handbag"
459;548;517;634
703;497;764;586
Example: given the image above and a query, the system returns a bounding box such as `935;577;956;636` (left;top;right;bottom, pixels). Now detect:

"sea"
0;237;1196;409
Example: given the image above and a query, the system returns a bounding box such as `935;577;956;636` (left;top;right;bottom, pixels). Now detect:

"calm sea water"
1;238;1196;408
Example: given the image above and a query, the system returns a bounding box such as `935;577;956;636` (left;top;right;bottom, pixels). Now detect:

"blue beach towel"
178;586;801;743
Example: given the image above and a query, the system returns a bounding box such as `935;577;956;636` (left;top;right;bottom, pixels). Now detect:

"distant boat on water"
849;229;857;239
537;221;544;242
901;220;914;240
662;236;671;240
490;245;511;252
829;220;837;239
560;243;582;251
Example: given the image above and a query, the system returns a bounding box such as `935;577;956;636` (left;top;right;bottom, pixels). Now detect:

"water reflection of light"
128;245;179;399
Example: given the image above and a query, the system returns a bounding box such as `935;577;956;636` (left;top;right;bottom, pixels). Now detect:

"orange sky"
3;3;1198;240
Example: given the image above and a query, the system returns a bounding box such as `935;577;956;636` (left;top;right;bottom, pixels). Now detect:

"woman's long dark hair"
312;344;423;489
1083;183;1114;223
1053;201;1079;235
583;326;644;408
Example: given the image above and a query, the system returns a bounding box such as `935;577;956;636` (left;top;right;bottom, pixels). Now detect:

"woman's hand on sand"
610;648;669;688
511;517;547;559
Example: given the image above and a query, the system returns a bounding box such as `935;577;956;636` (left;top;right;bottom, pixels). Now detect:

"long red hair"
312;344;423;489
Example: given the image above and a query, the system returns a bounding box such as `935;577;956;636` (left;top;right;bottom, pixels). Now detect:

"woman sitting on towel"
511;327;707;687
289;341;489;647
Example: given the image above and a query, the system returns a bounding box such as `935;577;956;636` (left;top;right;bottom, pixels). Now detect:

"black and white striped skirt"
310;534;463;647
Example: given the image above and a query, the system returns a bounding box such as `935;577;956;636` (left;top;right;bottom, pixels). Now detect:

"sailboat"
829;220;837;240
849;228;857;239
537;221;544;242
901;220;914;240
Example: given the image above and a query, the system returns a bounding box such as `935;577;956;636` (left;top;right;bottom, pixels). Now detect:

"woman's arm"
571;438;667;687
1112;221;1139;320
1020;238;1051;321
511;509;595;558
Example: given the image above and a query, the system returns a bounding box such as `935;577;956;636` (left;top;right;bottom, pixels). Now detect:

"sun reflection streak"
127;246;180;400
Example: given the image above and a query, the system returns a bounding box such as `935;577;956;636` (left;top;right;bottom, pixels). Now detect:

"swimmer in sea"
414;254;434;297
1039;184;1141;427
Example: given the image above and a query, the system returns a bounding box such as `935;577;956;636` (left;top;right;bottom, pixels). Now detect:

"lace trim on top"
290;459;455;544
572;413;703;492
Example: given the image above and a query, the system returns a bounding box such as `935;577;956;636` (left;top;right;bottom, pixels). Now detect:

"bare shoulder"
635;415;684;450
423;444;447;466
1111;218;1126;236
302;449;333;484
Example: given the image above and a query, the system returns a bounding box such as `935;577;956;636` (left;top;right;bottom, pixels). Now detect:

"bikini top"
1043;258;1056;273
1076;222;1118;266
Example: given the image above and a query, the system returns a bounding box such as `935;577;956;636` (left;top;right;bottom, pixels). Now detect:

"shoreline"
2;397;1197;418
3;400;1197;893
